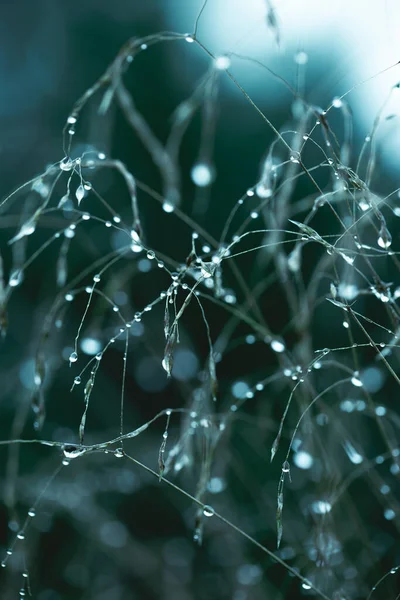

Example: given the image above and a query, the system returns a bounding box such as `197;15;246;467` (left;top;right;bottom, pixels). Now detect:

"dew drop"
60;158;73;171
203;505;215;517
290;151;301;164
294;51;308;65
191;162;214;187
63;445;86;459
114;448;124;458
75;185;85;205
256;182;272;198
215;55;231;70
270;339;285;353
162;201;175;213
332;97;343;108
17;532;25;540
9;269;23;288
69;352;78;363
377;224;392;249
351;373;363;387
28;508;36;518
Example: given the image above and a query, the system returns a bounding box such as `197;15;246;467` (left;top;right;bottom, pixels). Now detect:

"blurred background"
1;1;400;599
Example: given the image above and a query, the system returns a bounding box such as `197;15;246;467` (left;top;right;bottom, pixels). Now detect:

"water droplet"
17;531;25;540
270;339;285;353
203;505;215;517
343;440;363;464
384;508;396;520
377;224;392;249
185;34;194;43
9;269;23;288
69;352;78;363
332;97;343;108
294;451;313;469
282;461;290;473
302;582;312;590
215;55;231;70
294;51;308;65
290;151;301;164
93;274;101;283
311;500;332;514
63;445;86;459
191;162;214;187
339;251;355;265
351;373;363;387
28;508;36;518
114;448;124;458
287;246;301;273
255;182;272;198
75;185;85;205
67;115;77;124
146;250;155;260
162;201;175;213
60;158;73;171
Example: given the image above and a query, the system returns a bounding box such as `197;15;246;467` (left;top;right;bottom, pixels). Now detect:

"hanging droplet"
28;508;36;518
290;151;301;163
377;223;392;249
75;185;85;205
287;246;301;273
60;158;73;171
351;372;363;387
203;505;215;517
69;351;78;364
9;269;23;288
63;445;86;459
114;447;124;458
162;201;175;213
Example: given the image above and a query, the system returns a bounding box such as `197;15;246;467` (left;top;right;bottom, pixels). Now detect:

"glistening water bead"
191;162;214;187
203;505;215;517
69;352;78;363
63;445;86;459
